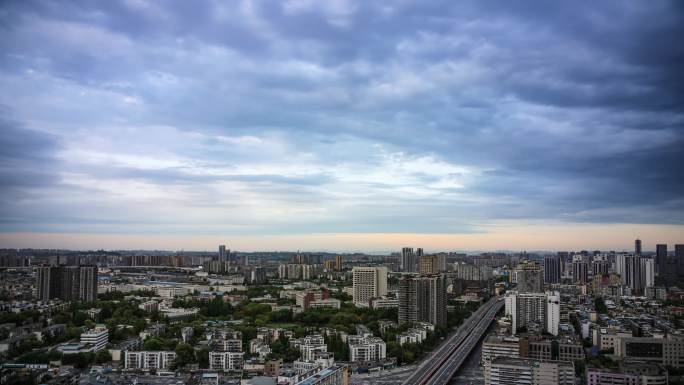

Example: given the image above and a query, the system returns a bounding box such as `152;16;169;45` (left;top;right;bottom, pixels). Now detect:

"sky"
0;1;683;252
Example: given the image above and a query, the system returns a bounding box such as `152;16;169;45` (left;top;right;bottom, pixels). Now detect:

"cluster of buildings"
482;239;684;385
542;241;684;295
35;265;98;302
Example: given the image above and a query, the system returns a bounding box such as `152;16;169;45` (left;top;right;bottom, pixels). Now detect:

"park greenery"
2;280;489;374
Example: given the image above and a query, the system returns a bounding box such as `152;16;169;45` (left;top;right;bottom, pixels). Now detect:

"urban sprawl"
1;240;683;385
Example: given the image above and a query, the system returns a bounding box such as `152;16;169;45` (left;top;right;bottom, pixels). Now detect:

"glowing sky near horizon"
0;1;683;251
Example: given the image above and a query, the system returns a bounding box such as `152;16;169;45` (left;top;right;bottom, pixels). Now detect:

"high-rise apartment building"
591;255;610;276
77;265;98;302
219;245;227;261
352;267;388;306
543;256;561;284
398;275;418;324
571;255;589;284
505;291;559;336
546;293;560;336
641;257;655;289
401;248;416;272
418;255;440;275
437;254;447;272
615;253;629;284
656;244;667;275
335;255;343;271
398;274;447;327
516;261;543;293
36;265;98;302
635;239;642;256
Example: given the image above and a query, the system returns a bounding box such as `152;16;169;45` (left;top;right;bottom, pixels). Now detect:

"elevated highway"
402;296;504;385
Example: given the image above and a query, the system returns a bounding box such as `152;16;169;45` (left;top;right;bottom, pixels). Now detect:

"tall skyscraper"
418;255;440;275
656;244;667;275
625;255;644;295
635;239;642;256
401;247;416;272
36;265;98;302
572;255;589;284
218;245;227;261
676;244;684;276
352;267;388;306
398;274;447;327
641;257;655;289
543;256;561;284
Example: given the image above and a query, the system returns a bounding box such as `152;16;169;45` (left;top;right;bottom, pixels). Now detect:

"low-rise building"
209;351;244;372
485;357;574;385
587;360;668;385
125;351;177;371
615;335;684;368
81;326;108;351
349;337;386;363
294;365;349;385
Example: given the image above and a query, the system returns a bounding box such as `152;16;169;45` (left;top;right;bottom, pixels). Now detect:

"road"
349;364;418;385
401;297;504;385
449;325;489;385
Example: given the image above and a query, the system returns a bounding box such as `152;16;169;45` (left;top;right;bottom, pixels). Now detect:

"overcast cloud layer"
0;1;683;249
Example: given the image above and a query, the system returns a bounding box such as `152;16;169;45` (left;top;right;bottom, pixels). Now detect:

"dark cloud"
0;0;682;235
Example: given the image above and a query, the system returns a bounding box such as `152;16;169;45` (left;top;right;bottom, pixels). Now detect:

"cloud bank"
0;1;682;250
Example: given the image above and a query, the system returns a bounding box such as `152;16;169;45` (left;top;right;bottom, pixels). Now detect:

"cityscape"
2;243;684;385
1;1;684;385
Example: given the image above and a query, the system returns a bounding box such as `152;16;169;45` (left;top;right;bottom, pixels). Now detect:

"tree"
173;343;196;368
143;338;164;351
269;337;300;362
197;348;210;369
95;349;112;364
62;352;95;369
594;297;608;314
72;312;89;327
268;309;293;323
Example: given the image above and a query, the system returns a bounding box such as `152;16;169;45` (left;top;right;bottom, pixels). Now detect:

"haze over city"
1;1;683;252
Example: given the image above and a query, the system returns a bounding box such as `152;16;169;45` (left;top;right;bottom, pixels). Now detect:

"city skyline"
1;1;683;251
